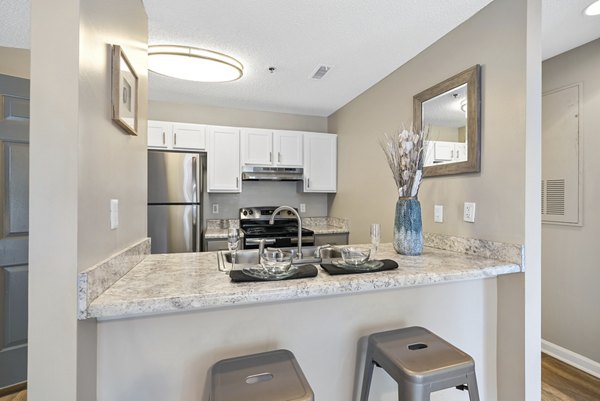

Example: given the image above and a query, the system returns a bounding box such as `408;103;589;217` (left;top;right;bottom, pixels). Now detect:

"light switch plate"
300;203;306;213
464;202;476;223
434;205;443;223
212;204;219;214
110;199;119;229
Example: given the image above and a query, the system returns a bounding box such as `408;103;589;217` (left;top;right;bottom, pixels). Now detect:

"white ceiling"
1;0;599;117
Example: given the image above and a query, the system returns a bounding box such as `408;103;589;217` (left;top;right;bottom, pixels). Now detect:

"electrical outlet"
212;204;219;214
300;203;306;213
434;205;443;223
110;199;119;229
463;202;476;223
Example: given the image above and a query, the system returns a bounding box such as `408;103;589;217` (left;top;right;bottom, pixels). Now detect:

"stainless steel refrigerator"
147;150;204;253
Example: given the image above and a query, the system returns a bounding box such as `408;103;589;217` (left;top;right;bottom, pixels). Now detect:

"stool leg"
359;354;376;401
466;371;480;401
398;382;430;401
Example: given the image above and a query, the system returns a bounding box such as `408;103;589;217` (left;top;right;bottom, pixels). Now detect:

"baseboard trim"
542;339;600;379
0;382;26;397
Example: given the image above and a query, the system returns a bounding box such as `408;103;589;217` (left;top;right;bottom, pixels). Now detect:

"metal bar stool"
359;326;480;401
210;349;314;401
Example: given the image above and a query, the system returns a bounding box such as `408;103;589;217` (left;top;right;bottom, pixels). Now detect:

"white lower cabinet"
207;126;241;193
304;133;337;192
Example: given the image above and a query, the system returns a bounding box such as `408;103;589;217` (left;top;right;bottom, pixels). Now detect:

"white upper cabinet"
241;129;303;167
207;126;241;193
241;129;273;165
274;131;303;167
148;120;171;148
148;120;206;150
304;133;337;192
172;123;206;150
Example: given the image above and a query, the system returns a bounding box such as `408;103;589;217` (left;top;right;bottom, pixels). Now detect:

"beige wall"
149;100;328;132
542;38;600;364
28;0;148;400
328;0;541;400
328;0;527;246
0;46;29;78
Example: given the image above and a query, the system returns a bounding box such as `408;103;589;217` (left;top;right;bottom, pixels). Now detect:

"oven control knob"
242;210;248;216
249;210;254;215
287;211;292;215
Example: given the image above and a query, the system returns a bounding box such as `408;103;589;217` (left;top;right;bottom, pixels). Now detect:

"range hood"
241;166;304;181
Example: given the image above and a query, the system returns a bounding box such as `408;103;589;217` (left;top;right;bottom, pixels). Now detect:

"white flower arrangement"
379;127;427;198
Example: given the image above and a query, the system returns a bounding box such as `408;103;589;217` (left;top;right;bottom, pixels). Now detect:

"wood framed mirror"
414;64;481;177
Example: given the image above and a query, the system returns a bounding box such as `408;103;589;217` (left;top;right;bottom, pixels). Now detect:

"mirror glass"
414;65;481;177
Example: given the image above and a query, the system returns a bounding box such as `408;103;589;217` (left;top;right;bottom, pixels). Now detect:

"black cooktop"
241;222;314;238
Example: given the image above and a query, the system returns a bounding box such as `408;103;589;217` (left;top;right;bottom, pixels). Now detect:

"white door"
172;123;206;150
304;133;337;192
208;126;241;192
241;128;272;165
542;84;581;224
274;131;303;167
0;74;29;389
148;120;170;148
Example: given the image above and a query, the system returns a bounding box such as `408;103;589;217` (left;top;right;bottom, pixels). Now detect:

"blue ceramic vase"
393;197;423;255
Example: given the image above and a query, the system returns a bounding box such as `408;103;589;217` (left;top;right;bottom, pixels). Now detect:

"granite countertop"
205;217;349;239
84;242;520;320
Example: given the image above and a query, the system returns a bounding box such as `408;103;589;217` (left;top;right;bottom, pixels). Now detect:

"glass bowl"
260;249;294;275
340;246;371;266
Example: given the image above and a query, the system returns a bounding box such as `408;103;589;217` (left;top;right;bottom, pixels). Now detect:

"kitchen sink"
217;245;343;271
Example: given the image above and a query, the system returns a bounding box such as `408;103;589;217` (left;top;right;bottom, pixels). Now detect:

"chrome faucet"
269;206;302;259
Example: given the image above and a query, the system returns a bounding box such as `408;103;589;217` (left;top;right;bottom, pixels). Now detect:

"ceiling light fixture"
148;45;243;82
584;0;600;16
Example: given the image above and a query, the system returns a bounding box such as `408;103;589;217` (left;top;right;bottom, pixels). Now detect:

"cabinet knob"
174;133;177;145
162;132;166;145
269;152;272;162
278;152;281;163
307;178;310;188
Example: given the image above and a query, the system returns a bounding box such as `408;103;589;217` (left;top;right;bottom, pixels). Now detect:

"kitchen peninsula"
81;235;522;401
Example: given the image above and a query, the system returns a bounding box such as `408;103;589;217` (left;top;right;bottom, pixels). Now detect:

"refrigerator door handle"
192;156;198;203
192;204;198;252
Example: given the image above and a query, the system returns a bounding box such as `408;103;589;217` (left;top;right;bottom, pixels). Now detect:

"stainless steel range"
239;206;314;249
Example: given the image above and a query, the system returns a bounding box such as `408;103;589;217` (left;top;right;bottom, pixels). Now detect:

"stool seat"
210;349;314;401
360;326;480;401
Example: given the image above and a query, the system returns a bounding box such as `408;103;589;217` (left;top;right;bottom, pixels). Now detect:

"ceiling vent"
311;65;332;80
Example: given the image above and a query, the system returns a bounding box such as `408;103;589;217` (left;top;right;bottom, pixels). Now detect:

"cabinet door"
274;131;303;167
148;120;170;148
241;128;273;165
304;133;337;192
172;123;206;150
207;126;241;193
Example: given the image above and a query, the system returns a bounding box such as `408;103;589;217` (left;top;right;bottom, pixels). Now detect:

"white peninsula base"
97;278;498;401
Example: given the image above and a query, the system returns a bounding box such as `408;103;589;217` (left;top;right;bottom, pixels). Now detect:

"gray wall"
542;38;600;364
149;100;328;131
28;0;148;399
328;0;542;399
208;181;328;219
0;46;29;78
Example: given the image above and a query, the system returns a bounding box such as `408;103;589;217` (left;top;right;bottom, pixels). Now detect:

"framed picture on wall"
111;45;138;136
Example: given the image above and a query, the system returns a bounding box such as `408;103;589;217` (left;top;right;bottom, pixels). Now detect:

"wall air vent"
311;65;332;80
545;179;565;216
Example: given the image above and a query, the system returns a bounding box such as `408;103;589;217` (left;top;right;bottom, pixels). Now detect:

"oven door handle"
245;238;277;245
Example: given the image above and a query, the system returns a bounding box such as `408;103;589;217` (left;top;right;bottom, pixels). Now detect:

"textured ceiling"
0;0;30;48
1;1;599;116
542;0;600;59
142;0;495;116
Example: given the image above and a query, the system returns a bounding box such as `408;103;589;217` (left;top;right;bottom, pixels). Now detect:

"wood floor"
542;353;600;401
0;390;26;401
